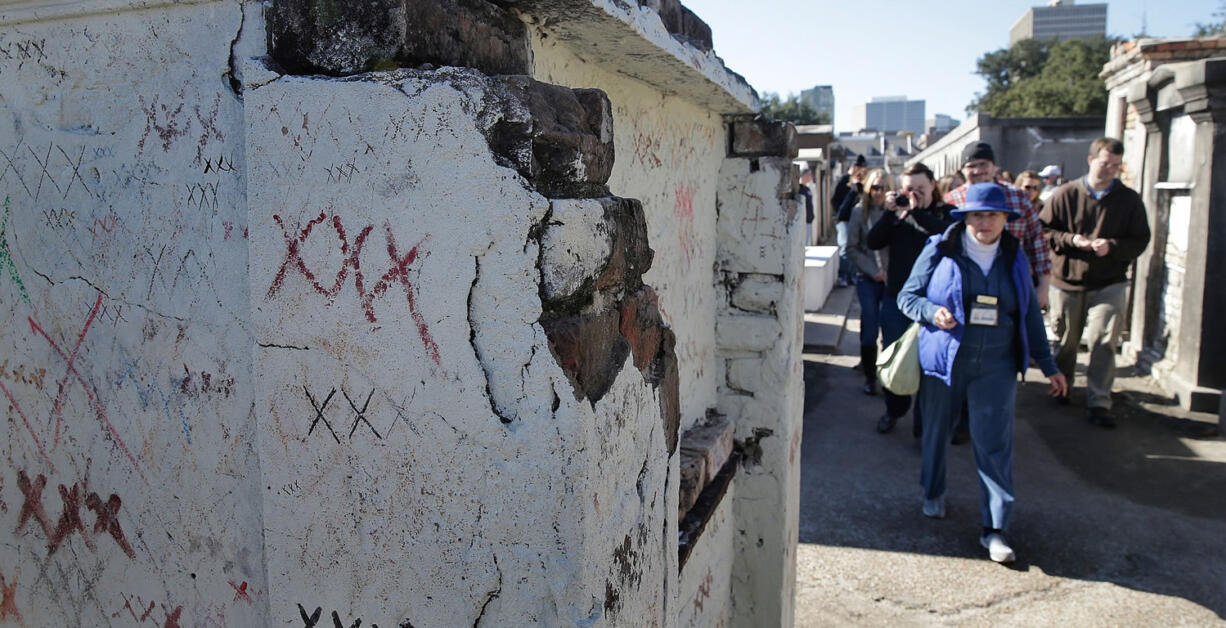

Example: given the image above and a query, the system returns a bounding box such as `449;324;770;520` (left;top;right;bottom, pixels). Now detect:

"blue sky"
683;0;1219;132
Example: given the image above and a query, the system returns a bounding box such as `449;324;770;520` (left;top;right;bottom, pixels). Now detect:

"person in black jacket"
833;154;867;285
866;162;956;435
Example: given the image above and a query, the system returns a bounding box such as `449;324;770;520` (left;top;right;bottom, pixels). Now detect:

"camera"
894;194;909;208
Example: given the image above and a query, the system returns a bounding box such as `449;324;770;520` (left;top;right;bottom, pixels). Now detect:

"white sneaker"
980;532;1016;563
922;495;945;519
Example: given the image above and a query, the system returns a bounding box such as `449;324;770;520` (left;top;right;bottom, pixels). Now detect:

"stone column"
715;116;803;627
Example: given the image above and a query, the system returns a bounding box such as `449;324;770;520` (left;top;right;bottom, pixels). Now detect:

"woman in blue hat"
897;182;1068;563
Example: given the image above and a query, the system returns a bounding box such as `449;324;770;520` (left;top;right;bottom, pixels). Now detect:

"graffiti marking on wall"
202;153;237;175
0;571;20;623
266;213;440;365
229;580;251;603
185;181;220;211
0;37;46;61
692;567;713;612
297;604;381;628
138;93;190;155
112;593;182;627
28;295;146;479
302;386;385;443
14;470;136;558
674;183;697;264
304;386;340;444
2;196;30;302
324;155;360;184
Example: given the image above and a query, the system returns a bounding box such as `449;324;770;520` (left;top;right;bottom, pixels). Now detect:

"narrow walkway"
794;286;1226;626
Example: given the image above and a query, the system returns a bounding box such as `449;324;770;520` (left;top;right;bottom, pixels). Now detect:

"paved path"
794;287;1226;626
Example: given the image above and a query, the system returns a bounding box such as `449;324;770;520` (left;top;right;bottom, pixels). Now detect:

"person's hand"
933;306;957;330
872;270;886;283
1090;238;1111;257
1072;234;1093;250
1047;373;1068;398
886;192;911;219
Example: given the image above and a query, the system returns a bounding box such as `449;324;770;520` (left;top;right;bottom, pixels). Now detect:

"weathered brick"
491;78;615;199
729;116;798;158
679;414;734;485
540;308;629;405
267;0;531;75
679;451;706;516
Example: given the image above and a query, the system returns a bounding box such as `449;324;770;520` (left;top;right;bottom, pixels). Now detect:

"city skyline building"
800;85;835;125
850;95;925;135
1009;0;1108;45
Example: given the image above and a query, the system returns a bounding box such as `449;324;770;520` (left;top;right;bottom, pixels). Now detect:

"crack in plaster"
473;554;503;627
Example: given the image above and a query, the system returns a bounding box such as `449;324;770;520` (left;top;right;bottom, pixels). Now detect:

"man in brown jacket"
1040;137;1151;428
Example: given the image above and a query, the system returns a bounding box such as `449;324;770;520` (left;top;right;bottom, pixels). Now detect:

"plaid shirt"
944;182;1051;276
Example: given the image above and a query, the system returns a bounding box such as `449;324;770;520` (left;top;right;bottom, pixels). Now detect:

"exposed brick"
657;328;680;453
490;78;615;199
729;116;798;158
678;451;706;516
540;308;630;405
267;0;531;75
620;287;664;373
651;0;714;52
679;414;733;485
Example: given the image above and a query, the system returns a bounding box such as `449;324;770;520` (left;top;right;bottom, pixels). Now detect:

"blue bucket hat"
950;183;1021;220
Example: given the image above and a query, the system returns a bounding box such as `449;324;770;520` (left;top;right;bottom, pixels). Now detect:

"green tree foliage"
967;37;1117;117
1193;0;1226;36
761;92;831;125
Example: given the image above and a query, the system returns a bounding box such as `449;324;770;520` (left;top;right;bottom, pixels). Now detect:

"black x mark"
344;389;380;439
304;386;340;444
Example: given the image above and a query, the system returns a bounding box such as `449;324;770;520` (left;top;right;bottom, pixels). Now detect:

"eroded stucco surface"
0;4;266;625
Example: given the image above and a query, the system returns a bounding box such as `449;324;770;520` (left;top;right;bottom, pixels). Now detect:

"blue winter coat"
897;223;1058;385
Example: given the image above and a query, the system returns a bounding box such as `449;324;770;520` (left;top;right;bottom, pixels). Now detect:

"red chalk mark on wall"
692;567;713;612
112;594;182;627
228;580;251;603
0;381;55;472
86;492;136;558
674;184;697;264
267;213;440;365
27;294;146;481
0;572;20;623
14;470;137;558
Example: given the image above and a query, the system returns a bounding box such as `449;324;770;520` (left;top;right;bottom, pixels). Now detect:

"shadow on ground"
800;341;1226;619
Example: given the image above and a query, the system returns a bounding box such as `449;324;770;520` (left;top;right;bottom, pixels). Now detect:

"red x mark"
27;294;145;482
47;482;95;555
228;580;251;603
267;214;440;365
0;572;21;623
86;492;135;558
15;470;50;536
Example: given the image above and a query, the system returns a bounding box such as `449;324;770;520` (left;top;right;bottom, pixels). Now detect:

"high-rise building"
1009;0;1107;45
850;96;925;135
926;114;959;134
799;85;834;125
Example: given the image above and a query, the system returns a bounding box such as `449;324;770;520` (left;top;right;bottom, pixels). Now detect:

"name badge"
970;295;999;326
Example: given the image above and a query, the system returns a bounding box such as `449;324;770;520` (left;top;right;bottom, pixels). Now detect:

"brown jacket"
1039;179;1150;291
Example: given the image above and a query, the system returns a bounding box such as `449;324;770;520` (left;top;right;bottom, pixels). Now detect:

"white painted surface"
0;3;266;625
804;245;840;312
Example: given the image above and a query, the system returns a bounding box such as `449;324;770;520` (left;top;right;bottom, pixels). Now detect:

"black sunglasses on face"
870;184;886;191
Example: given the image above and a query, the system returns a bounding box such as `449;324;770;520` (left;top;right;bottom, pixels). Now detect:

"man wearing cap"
945;142;1052;309
1040;137;1150;428
898;182;1067;564
1038;164;1062;202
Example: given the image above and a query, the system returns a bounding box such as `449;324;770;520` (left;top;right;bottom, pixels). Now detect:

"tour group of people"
828;138;1151;563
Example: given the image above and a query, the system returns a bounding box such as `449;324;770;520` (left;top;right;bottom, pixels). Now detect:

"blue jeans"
835;222;853;282
918;337;1018;530
855;278;885;348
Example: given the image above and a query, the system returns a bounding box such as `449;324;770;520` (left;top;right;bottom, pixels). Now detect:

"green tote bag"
876;322;921;395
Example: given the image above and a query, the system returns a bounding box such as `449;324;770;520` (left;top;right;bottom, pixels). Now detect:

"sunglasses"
1023;185;1040;191
870;184;886;191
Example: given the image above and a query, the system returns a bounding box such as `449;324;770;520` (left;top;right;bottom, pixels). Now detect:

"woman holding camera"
897;183;1068;564
844;169;892;395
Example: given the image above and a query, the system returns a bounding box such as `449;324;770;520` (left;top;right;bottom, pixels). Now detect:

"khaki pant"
1048;282;1128;409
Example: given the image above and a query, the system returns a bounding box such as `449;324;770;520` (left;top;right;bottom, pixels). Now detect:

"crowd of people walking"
825;138;1151;564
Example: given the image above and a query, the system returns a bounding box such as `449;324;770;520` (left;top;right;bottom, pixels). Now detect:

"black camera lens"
895;195;909;208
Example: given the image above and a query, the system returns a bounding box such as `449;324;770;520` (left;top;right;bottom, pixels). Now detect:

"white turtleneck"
962;229;1000;276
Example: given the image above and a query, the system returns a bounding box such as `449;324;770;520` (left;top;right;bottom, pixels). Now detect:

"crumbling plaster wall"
245;66;671;625
0;3;267;626
531;31;725;430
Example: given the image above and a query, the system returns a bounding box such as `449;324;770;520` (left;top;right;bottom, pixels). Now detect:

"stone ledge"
678;449;740;569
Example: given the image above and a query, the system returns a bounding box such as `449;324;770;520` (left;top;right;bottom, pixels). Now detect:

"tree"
967;37;1118;118
1193;0;1226;36
761;92;830;125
